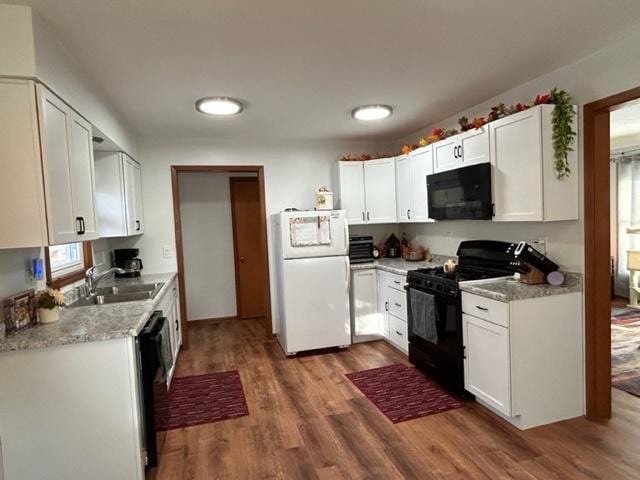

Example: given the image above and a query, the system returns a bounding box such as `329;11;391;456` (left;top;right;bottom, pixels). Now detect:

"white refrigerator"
273;210;351;355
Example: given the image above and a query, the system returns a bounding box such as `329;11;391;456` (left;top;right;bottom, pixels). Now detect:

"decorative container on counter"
38;306;60;324
315;187;334;210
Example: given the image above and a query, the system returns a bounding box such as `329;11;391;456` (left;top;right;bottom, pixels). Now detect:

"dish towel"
410;289;439;344
156;318;174;380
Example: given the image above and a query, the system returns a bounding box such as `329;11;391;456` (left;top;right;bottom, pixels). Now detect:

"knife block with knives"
508;241;560;285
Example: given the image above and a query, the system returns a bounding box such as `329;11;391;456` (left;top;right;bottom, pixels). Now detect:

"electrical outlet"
162;246;172;259
532;237;548;254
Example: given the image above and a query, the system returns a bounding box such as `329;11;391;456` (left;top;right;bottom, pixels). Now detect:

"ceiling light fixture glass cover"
195;97;243;116
352;104;393;121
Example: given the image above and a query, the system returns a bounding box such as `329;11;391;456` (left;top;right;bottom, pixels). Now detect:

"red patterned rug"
155;371;249;431
346;363;462;423
611;307;640;398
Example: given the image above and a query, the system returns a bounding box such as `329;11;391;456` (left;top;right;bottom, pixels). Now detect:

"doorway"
585;86;640;419
171;166;272;348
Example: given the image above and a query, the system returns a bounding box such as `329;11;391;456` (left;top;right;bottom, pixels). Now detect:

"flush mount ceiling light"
352;104;393;121
195;97;243;116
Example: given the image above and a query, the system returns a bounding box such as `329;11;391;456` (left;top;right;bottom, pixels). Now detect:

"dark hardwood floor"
150;318;640;479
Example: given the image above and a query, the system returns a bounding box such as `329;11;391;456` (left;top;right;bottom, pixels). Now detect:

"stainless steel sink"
69;282;164;308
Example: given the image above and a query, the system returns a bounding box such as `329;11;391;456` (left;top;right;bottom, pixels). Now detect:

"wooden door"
338;161;366;224
364;157;397;223
230;177;269;319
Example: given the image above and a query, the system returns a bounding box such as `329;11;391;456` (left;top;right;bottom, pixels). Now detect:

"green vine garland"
549;88;576;179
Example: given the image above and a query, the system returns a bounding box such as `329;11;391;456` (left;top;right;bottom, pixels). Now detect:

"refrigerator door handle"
345;256;350;293
344;218;349;255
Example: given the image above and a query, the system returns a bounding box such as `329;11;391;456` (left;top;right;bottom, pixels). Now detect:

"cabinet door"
94;153;127;237
395;155;411;222
490;107;543;222
123;156;144;235
463;313;512;416
351;269;381;340
433;136;460;173
459;126;489;168
68;111;98;240
364;158;397;223
338;161;366;224
376;272;389;339
132;160;144;234
0;80;48;249
408;146;433;222
37;86;78;245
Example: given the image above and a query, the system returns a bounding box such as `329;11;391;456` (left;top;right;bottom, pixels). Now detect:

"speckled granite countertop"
0;272;177;353
351;255;452;275
459;272;583;303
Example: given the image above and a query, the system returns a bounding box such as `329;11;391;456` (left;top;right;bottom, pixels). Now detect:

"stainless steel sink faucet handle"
85;266;126;295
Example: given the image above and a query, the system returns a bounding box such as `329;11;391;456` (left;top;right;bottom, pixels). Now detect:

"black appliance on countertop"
114;248;143;277
427;163;493;220
405;240;518;394
349;234;374;264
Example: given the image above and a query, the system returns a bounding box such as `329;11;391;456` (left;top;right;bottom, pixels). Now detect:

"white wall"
178;173;238;321
114;137;387;329
394;26;640;272
0;5;36;77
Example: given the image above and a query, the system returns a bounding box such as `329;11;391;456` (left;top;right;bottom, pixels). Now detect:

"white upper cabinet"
364;157;397;224
337;161;366;224
459;126;490;168
396;147;434;223
433;136;460;173
395;155;411;222
0;79;48;249
337;158;397;224
37;84;98;244
68;112;98;239
408;146;433;222
95;152;145;237
490;104;578;222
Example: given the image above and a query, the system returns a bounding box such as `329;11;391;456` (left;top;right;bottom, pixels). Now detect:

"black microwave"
427;163;492;220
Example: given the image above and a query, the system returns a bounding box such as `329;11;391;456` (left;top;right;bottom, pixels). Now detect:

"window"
45;241;93;288
49;243;84;276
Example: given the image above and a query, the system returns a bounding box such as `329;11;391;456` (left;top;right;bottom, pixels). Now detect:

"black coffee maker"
114;248;143;278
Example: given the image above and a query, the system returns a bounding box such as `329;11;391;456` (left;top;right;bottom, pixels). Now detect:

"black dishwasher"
137;311;167;469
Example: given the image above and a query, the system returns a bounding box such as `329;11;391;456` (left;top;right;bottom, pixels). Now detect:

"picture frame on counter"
3;289;37;336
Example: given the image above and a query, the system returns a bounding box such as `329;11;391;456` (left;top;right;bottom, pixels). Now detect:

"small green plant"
37;288;65;309
549;88;576;179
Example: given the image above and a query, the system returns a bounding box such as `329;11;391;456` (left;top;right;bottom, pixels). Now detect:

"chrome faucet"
85;266;126;296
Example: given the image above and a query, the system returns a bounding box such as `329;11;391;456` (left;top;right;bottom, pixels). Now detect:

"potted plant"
36;288;65;324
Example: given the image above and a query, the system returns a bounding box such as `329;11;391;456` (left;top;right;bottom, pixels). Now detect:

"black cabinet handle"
476;305;489;311
80;217;85;234
394;280;401;285
76;217;85;235
407;209;411;219
136;220;141;231
385;301;389;312
395;330;403;336
361;211;365;221
394;302;402;307
366;211;370;221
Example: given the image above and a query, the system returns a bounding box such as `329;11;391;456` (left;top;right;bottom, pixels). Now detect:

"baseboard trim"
188;316;237;323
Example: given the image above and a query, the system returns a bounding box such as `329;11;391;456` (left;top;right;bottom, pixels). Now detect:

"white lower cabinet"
351;269;381;342
388;314;408;353
461;290;584;429
463;313;511;416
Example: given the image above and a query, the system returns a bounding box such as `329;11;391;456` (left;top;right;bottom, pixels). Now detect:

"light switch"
162;246;172;258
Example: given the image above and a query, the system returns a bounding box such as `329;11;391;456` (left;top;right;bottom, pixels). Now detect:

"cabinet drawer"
388;315;408;353
387;287;407;322
462;292;509;327
384;272;406;292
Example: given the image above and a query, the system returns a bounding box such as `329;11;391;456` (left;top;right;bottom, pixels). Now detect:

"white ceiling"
11;0;640;141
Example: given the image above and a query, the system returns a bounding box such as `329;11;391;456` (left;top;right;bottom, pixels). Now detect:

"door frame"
584;85;640;419
229;176;270;320
170;165;273;348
